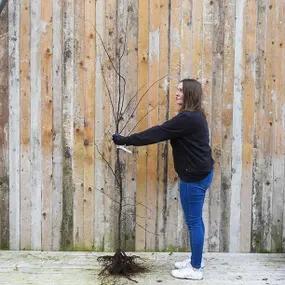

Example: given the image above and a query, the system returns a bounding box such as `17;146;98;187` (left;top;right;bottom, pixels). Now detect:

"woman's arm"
113;112;193;146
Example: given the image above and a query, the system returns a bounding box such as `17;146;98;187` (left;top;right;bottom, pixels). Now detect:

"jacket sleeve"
125;113;192;146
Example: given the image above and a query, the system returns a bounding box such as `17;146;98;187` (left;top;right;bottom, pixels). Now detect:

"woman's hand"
112;133;128;145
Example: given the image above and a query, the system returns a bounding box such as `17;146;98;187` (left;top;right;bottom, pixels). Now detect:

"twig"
118;12;129;117
135;222;160;236
101;65;116;122
94;142;120;187
121;211;148;221
119;75;167;134
121;82;147;116
95;187;120;205
126;103;159;136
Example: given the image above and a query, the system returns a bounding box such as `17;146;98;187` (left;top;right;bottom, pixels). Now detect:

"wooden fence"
0;0;284;252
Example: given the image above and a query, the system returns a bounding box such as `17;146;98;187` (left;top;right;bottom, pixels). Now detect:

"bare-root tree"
82;6;167;283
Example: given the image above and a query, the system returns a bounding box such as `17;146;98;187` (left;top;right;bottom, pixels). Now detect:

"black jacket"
124;111;214;182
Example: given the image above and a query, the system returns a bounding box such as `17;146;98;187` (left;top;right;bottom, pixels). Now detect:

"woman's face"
176;82;184;109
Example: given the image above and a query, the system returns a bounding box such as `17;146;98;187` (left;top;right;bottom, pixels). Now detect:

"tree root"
97;249;148;283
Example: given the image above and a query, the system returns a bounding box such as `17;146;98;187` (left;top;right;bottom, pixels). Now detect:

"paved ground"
0;251;284;285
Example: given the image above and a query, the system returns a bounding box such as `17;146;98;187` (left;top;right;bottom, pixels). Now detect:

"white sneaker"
171;266;203;280
174;258;205;269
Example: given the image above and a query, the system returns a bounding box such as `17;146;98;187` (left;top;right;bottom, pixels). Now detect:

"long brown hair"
180;78;205;117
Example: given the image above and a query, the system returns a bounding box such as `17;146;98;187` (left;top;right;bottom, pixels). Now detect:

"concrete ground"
0;251;284;285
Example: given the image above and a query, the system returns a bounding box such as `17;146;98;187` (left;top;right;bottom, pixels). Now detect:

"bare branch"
117;12;129;117
119;11;129;61
121;82;147;117
121;211;148;221
94;142;119;186
122;201;153;213
117;60;127;126
101;65;116;123
119;75;167;134
126;103;159;136
95;187;120;205
135;222;160;236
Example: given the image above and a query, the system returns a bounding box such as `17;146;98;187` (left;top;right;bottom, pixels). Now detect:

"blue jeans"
179;170;214;269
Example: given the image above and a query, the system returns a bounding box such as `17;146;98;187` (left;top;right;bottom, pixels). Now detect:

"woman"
112;78;214;280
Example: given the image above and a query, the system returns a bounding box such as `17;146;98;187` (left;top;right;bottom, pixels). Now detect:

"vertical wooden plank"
271;0;284;253
41;0;53;251
61;0;74;250
260;0;274;252
201;0;214;252
180;0;192;78
208;0;223;252
252;0;267;253
52;0;63;250
126;0;139;251
219;0;235;253
240;0;256;252
190;0;203;80
8;0;20;250
94;0;105;251
177;0;192;251
30;0;42;250
73;0;85;249
229;0;246;252
135;0;149;251
145;0;159;251
102;0;117;251
165;0;181;251
20;0;31;250
0;3;9;249
117;0;138;251
280;2;285;253
178;0;203;251
83;0;96;249
156;0;169;251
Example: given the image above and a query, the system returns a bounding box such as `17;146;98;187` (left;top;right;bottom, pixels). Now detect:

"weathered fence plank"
117;0;138;251
219;0;235;252
20;0;31;250
102;0;118;251
41;0;53;251
94;0;105;251
281;3;285;254
262;0;274;252
51;0;63;251
0;3;9;250
165;0;181;251
271;0;284;253
208;0;223;252
240;0;256;253
73;0;85;249
252;0;267;253
61;0;74;250
30;0;42;251
83;0;96;250
156;0;169;251
8;0;20;250
135;0;149;251
229;0;246;252
201;0;215;253
146;0;160;251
